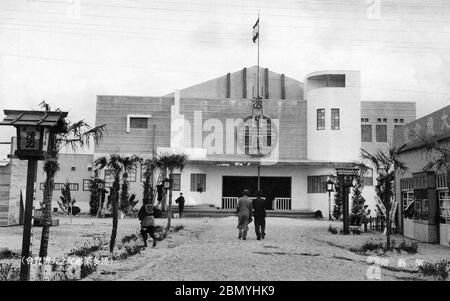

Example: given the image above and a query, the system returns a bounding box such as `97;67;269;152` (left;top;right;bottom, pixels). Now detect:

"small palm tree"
141;157;161;204
119;155;140;215
94;154;139;253
157;153;188;231
360;145;407;249
38;102;106;259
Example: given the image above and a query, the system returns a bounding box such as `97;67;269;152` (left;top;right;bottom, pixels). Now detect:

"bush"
351;227;362;235
328;225;338;234
121;233;139;244
0;263;20;281
174;224;184;232
68;236;105;257
419;260;449;281
350;239;384;254
392;240;418;254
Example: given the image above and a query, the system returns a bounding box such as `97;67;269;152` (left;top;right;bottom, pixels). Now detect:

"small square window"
400;119;404;123
87;166;92;172
130;117;148;129
71;167;76;171
394;118;398;123
377;118;382;123
382;118;387;123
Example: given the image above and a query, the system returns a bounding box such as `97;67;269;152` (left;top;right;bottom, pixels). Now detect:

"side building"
35;153;94;213
393;105;450;246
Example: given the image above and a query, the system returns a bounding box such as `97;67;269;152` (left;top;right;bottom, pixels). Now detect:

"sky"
1;0;450;158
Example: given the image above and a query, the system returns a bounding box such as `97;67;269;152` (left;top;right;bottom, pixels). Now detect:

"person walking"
175;192;185;217
138;202;157;248
252;190;267;240
236;189;253;240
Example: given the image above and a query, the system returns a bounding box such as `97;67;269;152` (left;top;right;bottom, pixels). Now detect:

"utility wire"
4;8;450;35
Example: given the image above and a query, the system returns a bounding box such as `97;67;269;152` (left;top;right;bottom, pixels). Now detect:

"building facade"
35;153;94;213
94;66;416;217
393;105;450;246
0;138;27;226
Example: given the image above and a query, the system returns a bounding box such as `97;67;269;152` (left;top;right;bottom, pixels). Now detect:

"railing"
274;198;291;211
222;197;238;210
221;197;291;211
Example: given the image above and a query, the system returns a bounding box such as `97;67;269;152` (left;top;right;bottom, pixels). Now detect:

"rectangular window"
130;117;148;129
361;118;369;123
361;125;372;142
400;178;414;191
439;191;450;224
402;191;414;213
331;108;340;130
190;173;206;192
171;174;181;191
363;168;373;186
126;164;137;182
317;109;325;130
83;179;91;191
376;125;387;142
40;182;78;191
104;170;114;188
383;118;387;123
307;175;328;193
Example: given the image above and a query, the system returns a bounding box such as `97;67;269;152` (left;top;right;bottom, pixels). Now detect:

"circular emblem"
237;115;278;157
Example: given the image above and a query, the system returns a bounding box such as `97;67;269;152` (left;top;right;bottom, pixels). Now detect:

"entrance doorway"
222;176;291;210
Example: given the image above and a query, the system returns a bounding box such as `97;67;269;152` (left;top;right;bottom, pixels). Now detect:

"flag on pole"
252;18;259;43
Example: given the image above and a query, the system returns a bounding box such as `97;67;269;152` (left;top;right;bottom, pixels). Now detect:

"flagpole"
257;11;260;99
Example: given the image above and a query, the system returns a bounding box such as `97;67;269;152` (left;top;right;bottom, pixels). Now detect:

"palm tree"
141;157;160;204
93;154;140;253
119;155;140;215
157;153;188;231
38;102;106;259
360;145;407;249
94;154;124;253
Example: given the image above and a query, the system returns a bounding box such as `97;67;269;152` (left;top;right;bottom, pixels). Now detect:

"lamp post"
163;178;173;225
336;167;358;235
0;109;67;281
326;177;334;221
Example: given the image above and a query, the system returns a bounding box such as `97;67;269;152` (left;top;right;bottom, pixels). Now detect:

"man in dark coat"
138;202;157;248
252;190;267;240
175;192;185;216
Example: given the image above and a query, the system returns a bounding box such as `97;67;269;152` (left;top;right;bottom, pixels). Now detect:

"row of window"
39;183;79;191
317;108;340;130
307;172;373;193
103;172;207;193
361;118;405;123
361;124;389;143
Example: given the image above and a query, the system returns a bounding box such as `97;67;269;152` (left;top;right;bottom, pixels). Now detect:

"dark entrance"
222;176;291;209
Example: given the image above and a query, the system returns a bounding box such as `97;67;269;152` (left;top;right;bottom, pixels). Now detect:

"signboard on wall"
393;105;450;150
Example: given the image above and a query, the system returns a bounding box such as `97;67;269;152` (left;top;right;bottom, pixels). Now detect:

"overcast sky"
1;0;450;158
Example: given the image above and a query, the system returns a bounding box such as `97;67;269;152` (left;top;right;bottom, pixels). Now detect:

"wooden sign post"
0;110;68;281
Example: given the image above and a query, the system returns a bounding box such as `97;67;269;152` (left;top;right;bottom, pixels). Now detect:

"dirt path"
86;217;427;281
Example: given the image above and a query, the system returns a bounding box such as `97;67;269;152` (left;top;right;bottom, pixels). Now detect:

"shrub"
351;227;362;235
328;225;338;234
419;260;449;281
121;233;139;244
0;263;20;281
68;236;105;257
350;239;384;254
392;240;419;254
174;224;184;232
